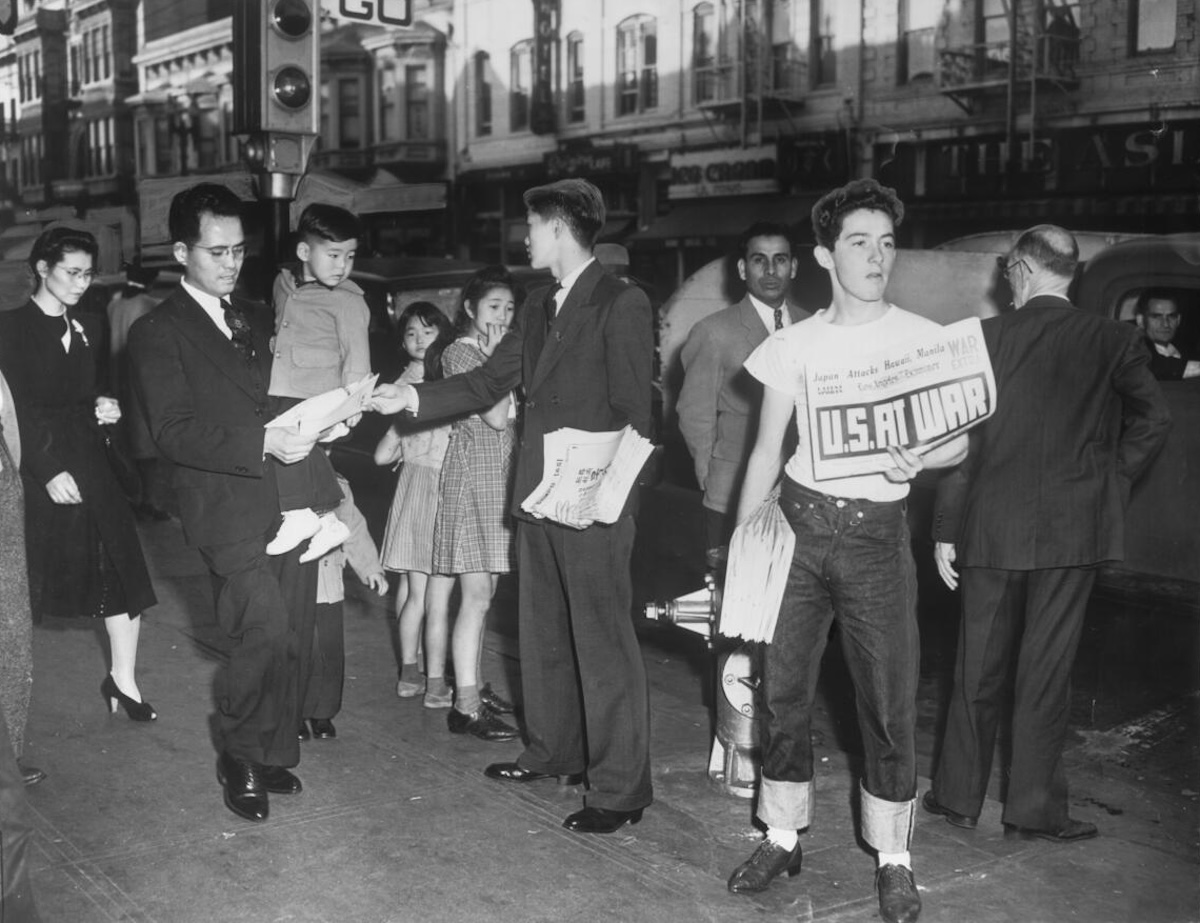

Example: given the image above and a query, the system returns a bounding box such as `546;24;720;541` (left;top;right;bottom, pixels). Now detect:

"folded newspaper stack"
522;425;654;525
265;373;379;436
718;487;795;643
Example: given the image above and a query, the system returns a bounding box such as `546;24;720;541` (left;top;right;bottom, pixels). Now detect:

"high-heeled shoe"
101;675;157;721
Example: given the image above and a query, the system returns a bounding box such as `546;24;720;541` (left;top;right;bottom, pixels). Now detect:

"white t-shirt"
745;304;941;502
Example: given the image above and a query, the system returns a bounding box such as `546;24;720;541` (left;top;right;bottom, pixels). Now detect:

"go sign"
320;0;411;26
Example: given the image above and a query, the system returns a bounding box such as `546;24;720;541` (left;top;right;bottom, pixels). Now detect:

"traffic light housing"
232;0;320;138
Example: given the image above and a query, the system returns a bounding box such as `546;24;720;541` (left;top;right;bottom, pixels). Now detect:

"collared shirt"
1152;341;1183;360
748;293;792;332
552;256;596;315
181;278;233;339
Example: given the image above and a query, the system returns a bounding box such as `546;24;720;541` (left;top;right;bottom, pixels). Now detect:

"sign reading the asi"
320;0;411;26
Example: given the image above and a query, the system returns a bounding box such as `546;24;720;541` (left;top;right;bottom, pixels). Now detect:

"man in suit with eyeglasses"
129;182;337;824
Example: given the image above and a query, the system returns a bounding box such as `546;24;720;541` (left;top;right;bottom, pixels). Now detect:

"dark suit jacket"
414;259;654;522
128;286;279;547
1142;335;1196;381
676;296;807;513
934;295;1171;569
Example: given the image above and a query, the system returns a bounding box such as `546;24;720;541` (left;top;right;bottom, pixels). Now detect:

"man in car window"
1135;289;1200;380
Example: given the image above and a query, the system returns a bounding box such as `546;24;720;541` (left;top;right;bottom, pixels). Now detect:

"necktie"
222;299;256;362
773;307;783;331
545;282;562;334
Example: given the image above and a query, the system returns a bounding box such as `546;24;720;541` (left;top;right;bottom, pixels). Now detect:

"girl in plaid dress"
375;302;454;705
433;267;524;741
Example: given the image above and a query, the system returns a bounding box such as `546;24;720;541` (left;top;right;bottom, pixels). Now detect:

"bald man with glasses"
924;225;1170;842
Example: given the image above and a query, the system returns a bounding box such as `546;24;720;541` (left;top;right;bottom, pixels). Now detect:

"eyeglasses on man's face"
996;255;1030;279
191;243;247;261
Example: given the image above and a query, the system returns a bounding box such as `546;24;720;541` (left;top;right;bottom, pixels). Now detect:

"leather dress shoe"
217;753;268;822
922;790;978;829
727;839;803;893
447;706;519;741
876;864;922;923
1004;818;1098;842
484;762;584;786
298;722;311;741
479;683;515;715
308;718;336;739
20;764;46;787
260;765;302;795
562;806;643;834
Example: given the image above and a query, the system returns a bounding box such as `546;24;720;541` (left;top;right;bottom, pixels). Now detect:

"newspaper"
718;486;794;643
806;317;996;481
522;426;654;525
266;374;379;436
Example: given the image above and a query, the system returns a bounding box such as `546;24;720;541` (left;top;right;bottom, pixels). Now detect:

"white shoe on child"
266;508;322;555
298;512;351;564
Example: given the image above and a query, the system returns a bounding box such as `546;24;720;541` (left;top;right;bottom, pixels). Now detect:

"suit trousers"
758;478;919;850
514;517;653;813
299;601;344;721
932;565;1095;830
199;537;317;767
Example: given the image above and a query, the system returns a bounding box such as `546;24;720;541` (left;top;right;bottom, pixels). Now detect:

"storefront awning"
631;196;817;243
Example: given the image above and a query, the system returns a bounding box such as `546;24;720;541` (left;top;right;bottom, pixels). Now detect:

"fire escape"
935;0;1080;172
691;0;806;146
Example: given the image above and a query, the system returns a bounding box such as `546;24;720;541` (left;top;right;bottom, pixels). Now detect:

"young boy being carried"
264;203;372;562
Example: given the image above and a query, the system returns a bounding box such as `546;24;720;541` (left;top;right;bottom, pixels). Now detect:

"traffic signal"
232;0;320;137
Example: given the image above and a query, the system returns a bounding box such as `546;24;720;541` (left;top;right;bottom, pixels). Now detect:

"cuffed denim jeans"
757;478;919;853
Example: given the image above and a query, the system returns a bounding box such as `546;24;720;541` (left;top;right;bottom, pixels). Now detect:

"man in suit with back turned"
370;178;655;835
676;221;808;552
129;183;338;823
924;224;1170;842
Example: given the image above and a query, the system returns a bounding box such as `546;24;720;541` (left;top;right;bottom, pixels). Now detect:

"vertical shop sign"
531;0;558;135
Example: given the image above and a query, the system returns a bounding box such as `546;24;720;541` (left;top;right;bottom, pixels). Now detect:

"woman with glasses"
0;226;158;722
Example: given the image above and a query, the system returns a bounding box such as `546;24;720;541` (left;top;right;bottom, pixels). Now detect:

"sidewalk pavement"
18;516;1199;923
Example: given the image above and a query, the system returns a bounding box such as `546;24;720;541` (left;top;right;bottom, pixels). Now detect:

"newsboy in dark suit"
129;183;338;823
924;225;1171;842
677;222;808;550
370;179;655;834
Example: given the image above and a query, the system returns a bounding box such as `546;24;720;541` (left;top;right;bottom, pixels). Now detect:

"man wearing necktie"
677;222;809;551
370;179;655;834
129;183;324;824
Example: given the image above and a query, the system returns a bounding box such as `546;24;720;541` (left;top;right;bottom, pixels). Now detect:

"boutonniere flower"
71;318;89;347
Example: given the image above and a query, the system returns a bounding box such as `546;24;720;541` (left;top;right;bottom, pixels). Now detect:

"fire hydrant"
644;560;761;798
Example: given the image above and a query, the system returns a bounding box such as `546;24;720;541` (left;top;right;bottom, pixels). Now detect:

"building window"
814;0;836;86
616;15;657;117
510;41;532;132
899;0;940;83
1131;0;1176;53
338;78;362;149
18;51;41;103
475;52;492;137
1043;1;1080;76
981;0;1010;55
405;64;429;140
566;32;585;123
379;67;397;142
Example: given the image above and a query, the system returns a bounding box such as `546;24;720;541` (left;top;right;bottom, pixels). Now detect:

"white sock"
766;826;798;850
878;851;911;869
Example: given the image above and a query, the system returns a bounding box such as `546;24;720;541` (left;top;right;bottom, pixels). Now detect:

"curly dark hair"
455;265;525;336
396;300;454;382
810;179;904;250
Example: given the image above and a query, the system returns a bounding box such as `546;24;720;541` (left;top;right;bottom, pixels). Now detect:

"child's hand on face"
479;322;509;357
